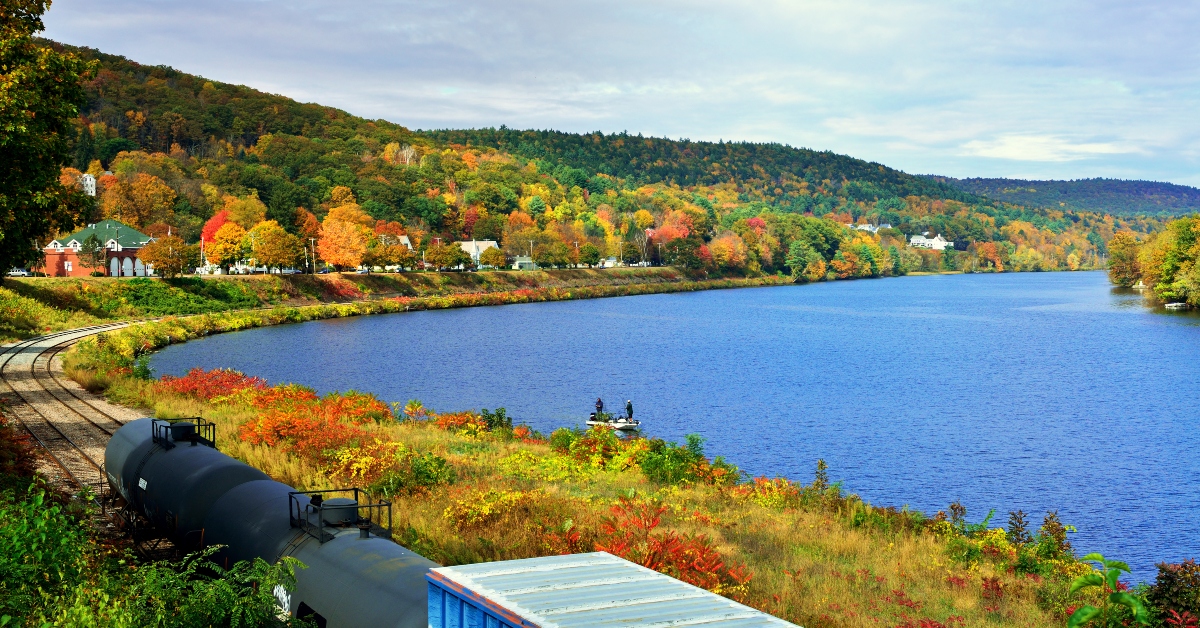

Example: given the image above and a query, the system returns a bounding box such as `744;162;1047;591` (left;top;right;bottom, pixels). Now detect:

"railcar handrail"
150;417;216;450
288;488;393;544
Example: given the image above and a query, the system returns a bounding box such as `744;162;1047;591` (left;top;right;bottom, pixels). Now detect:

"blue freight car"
427;552;799;628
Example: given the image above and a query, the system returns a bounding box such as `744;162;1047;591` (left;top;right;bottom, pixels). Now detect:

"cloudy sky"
43;1;1200;185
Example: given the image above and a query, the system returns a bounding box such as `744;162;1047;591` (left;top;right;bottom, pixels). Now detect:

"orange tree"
139;234;199;277
318;218;369;270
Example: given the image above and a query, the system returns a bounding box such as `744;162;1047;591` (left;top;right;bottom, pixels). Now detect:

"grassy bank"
1;267;754;343
66;364;1103;628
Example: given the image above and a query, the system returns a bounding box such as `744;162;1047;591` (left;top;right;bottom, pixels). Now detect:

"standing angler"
626;399;633;420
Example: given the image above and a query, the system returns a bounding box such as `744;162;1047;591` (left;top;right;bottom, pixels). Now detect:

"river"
151;270;1200;581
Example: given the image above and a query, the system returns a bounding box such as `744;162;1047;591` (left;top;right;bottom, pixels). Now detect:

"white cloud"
960;136;1133;162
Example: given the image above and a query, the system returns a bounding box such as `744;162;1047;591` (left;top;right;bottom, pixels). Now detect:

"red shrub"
158;368;266;400
594;498;750;599
434;411;487;432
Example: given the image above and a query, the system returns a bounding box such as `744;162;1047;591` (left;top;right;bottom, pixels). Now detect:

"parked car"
7;268;31;277
279;268;301;275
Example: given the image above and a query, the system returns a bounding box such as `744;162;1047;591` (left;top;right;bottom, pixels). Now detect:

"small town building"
910;233;953;251
79;173;96;197
511;256;537;271
455;239;498;263
846;223;892;234
43;219;154;277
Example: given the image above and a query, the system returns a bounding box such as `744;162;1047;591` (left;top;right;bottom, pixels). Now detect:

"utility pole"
309;238;317;274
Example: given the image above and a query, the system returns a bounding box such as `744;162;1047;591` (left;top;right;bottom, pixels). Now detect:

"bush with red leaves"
594;498;750;600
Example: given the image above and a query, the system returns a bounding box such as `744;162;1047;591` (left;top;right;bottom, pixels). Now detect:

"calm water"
152;271;1200;581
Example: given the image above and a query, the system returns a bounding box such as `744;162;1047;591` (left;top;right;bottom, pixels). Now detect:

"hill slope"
39;41;1165;279
935;177;1200;217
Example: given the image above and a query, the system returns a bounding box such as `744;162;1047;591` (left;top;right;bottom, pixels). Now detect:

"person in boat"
626;400;633;420
595;398;604;415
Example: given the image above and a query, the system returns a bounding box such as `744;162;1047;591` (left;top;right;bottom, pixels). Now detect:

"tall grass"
78;363;1120;628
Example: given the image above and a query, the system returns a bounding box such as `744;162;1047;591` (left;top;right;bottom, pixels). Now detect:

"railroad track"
0;323;141;490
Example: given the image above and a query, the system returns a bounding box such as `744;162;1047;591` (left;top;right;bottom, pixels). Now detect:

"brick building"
43;220;154;277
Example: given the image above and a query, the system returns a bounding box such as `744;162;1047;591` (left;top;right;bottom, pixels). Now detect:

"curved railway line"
0;324;142;491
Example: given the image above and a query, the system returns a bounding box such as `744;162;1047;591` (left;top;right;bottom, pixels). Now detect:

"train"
104;416;437;627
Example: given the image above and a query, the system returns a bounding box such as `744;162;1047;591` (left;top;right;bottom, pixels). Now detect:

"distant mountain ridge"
933;177;1200;217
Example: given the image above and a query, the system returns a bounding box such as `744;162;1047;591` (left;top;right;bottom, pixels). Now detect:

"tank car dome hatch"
319;497;358;526
169;420;196;442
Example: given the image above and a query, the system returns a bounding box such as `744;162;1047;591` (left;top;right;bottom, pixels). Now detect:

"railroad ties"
0;324;136;491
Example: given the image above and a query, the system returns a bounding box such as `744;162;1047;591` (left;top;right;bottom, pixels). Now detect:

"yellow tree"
100;173;176;228
224;194;267;229
1106;232;1141;287
207;222;247;269
247;220;302;271
318;218;369;270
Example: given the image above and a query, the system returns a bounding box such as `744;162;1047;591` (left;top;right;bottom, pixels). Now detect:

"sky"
42;0;1200;186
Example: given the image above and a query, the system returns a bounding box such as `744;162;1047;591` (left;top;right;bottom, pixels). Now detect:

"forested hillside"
424;128;978;210
937;177;1200;217
47;41;1164;278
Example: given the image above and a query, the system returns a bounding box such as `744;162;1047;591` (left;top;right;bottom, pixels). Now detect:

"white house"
455;239;498;263
79;174;96;197
511;256;537;271
910;233;953;251
846;223;893;234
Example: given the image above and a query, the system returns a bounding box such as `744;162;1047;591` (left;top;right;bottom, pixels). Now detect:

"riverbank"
1;268;769;343
70;359;1090;627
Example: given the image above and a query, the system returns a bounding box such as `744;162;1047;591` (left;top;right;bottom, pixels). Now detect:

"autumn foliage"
595;499;751;600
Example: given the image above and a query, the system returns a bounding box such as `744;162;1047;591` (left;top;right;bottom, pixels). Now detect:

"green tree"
664;238;703;269
579;242;601;267
786;240;822;280
0;1;95;271
76;233;106;274
533;240;571;268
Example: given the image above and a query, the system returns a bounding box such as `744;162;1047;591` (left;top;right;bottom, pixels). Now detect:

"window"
65;262;72;272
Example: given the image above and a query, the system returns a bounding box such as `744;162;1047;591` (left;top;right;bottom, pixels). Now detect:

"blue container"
426;552;798;628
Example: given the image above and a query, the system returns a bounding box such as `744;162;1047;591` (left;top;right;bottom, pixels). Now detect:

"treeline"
44;42;1164;279
1108;215;1200;306
423;127;977;207
939;177;1200;217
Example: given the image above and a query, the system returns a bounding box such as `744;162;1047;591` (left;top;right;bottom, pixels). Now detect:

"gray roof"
430;552;797;628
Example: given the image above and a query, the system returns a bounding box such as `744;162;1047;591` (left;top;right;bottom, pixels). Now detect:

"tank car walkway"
0;324;142;491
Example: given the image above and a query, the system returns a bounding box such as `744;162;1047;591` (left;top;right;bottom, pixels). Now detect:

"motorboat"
587;415;641;431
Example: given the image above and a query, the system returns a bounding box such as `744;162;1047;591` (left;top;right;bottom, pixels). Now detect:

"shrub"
443;489;530;530
158;367;267;400
1149;559;1200;620
549;426;583;452
594;498;751;600
369;452;456;497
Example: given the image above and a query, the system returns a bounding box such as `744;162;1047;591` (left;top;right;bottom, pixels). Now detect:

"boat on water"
587;416;641;431
1165;302;1189;310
